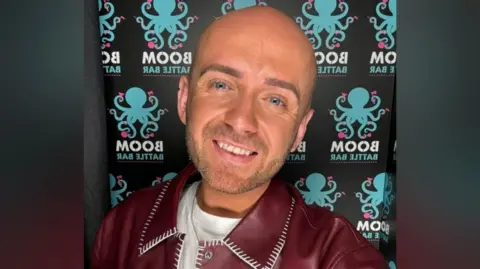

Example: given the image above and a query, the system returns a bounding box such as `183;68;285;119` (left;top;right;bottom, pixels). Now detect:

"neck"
196;180;271;218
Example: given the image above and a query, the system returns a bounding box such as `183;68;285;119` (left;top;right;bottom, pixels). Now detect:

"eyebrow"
199;64;243;78
199;64;300;100
263;78;300;101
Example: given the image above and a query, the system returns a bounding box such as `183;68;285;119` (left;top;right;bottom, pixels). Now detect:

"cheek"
256;108;297;152
188;95;226;135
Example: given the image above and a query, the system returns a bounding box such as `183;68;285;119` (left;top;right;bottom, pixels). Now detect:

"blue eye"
212;81;229;91
269;97;285;106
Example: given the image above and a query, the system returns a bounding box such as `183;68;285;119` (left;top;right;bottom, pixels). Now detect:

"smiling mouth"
213;140;258;156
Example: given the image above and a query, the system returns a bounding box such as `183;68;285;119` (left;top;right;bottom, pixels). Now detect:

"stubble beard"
185;121;293;195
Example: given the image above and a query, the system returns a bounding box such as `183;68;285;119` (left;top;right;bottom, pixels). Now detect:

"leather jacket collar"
138;163;295;268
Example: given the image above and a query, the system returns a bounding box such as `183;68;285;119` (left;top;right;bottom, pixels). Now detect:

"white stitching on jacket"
138;180;296;269
137;180;172;254
139;227;177;256
173;233;185;269
223;197;296;269
223;237;262;268
206;239;223;247
265;197;295;268
194;242;205;269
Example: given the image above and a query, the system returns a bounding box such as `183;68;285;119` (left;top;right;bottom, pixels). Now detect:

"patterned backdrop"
99;0;396;267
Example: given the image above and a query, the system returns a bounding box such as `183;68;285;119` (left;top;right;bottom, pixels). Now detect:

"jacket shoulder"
91;182;170;268
299;201;366;244
103;182;168;225
291;193;387;268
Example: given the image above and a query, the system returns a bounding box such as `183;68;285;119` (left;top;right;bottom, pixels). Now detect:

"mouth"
212;139;258;164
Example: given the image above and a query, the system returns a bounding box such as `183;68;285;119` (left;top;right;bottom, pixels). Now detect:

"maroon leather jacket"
92;163;387;269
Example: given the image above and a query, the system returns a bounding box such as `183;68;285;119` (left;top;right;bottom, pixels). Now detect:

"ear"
177;75;190;125
290;109;314;152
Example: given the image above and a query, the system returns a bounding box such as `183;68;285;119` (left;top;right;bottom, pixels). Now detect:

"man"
92;7;387;269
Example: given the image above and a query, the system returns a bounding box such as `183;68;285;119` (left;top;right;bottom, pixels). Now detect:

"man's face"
178;23;314;194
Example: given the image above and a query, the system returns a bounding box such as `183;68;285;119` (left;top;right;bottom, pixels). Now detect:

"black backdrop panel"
99;0;396;249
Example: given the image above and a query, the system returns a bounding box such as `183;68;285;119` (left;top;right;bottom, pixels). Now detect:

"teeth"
217;141;253;156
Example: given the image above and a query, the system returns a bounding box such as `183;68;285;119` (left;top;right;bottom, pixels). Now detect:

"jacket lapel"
223;178;296;269
137;163;197;256
137;163;296;269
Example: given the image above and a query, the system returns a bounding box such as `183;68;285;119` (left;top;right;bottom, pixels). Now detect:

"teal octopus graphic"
108;87;168;139
388;261;396;269
221;0;267;15
152;172;177;186
355;173;391;219
109;174;132;207
329;87;389;140
382;174;395;216
98;0;124;49
369;0;396;49
294;173;345;211
295;0;357;50
135;0;198;50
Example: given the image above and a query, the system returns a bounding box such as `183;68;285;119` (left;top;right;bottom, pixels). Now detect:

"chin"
202;167;266;195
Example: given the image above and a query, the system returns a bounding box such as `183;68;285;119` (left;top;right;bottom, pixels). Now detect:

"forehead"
196;27;312;90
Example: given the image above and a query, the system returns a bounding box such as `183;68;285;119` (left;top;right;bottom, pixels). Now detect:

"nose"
223;95;258;135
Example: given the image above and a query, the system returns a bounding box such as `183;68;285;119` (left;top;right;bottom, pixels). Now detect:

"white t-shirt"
176;181;241;269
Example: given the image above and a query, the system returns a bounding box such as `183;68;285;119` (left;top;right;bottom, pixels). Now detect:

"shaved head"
177;6;317;195
190;7;317;112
